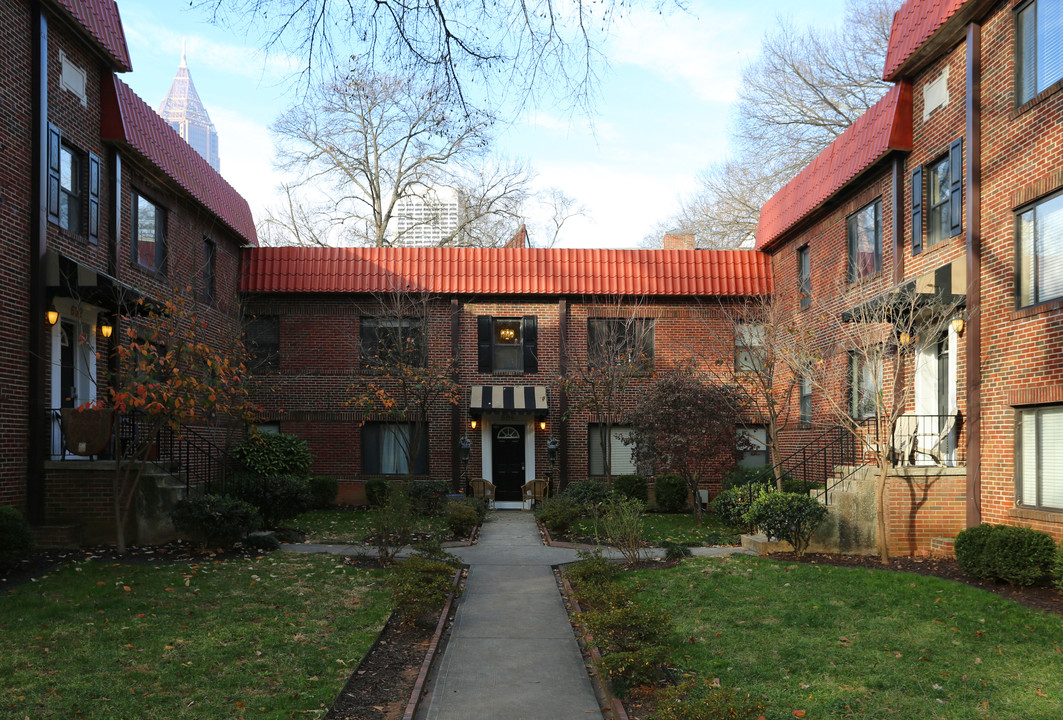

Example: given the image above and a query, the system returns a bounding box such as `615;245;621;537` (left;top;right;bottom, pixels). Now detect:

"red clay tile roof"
754;82;912;252
240;246;773;297
101;74;258;246
53;0;132;72
882;0;966;81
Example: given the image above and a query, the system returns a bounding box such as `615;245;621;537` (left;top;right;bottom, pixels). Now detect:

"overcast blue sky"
117;0;849;248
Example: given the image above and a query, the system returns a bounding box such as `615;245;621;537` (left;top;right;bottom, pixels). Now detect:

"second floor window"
201;238;216;302
734;323;765;374
245;315;279;373
800;374;812;426
361;317;426;368
58;145;82;233
1018;191;1063;307
849;352;880;419
848;200;881;282
477;316;538;373
587;318;654;369
797;245;811;308
1017;0;1063;106
133;192;166;272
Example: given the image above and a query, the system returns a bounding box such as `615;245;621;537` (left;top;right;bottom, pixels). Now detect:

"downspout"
892;154;905;286
108;151;121;384
965;22;983;526
27;3;48;524
558;296;568;490
450;297;461;491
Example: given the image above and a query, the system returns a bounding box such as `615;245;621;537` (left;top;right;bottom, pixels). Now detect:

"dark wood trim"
450;297;461;490
28;3;48;524
558;296;568;489
965;22;983;527
892;154;905;284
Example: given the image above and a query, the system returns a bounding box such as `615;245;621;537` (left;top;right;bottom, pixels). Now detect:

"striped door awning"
470;385;548;413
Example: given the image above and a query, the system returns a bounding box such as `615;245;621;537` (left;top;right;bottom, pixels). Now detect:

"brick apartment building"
240;245;772;507
1;0;255;544
757;0;1063;553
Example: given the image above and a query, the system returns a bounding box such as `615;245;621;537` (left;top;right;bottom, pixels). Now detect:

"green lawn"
572;511;741;547
0;552;392;719
290;508;450;544
617;554;1063;719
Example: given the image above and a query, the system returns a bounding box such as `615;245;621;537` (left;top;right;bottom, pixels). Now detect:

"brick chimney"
662;232;695;250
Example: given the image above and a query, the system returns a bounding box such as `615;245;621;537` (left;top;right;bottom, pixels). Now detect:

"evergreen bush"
171;494;260;549
227;473;311;528
957;523;1056;586
562;480;612;513
233;433;312;478
365;477;391;506
0;505;34;571
744;491;827;556
954;523;996;580
406;480;451;516
612;474;648;503
653;473;688;513
444;500;479;538
308;475;338;509
535;496;581;535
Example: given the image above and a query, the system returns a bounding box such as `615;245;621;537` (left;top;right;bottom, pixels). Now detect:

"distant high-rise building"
391;186;461;246
158;41;220;171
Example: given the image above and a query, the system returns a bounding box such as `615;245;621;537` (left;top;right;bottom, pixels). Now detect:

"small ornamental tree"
625;365;748;524
107;291;257;553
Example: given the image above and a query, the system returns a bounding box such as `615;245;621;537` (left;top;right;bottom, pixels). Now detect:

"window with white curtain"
1019;191;1063;307
1019;406;1063;510
738;426;769;468
362;422;428;475
588;425;637;476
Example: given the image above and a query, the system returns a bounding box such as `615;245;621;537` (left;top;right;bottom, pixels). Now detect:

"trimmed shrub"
243;533;281;552
308;475;338;509
986;525;1056;585
233;433;312;478
612;474;648;503
412;537;463;568
562;480;612;513
710;486;758;534
0;506;35;571
227;473;311;528
406;480;451;517
171;494;260;549
721;466;774;491
653;473;688;513
744;491;828;556
957;524;1056;586
662;541;692;561
445;500;479;538
365;477;391;507
535;496;581;535
582;583;673;692
954;523;998;580
388;555;460;626
459;496;488;525
600;497;646;565
1054;546;1063;593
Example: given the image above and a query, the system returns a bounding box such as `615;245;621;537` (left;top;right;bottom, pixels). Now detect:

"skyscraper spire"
158;45;220;171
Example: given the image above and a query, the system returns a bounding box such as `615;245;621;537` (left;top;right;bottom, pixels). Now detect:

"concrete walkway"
418;511;600;720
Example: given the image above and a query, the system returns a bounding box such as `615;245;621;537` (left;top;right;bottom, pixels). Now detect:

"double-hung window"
133;192;166;272
1017;0;1063;105
737;426;769;468
797;246;811;308
847;200;881;281
362;422;429;475
361;317;426;368
799;374;813;426
913;140;963;253
58;145;82;233
588;424;638;476
587;318;654;369
47;124;100;242
1018;405;1063;510
201;238;216;302
849;352;880;419
477;316;538;373
245;316;279;373
1018;191;1063;307
734;323;765;374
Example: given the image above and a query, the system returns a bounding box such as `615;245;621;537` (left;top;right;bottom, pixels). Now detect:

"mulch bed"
767;551;1063;617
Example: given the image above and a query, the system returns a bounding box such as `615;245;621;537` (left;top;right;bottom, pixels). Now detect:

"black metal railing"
888;412;962;467
49;409;239;494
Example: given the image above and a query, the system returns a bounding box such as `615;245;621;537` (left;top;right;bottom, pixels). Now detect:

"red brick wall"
883;471;967;556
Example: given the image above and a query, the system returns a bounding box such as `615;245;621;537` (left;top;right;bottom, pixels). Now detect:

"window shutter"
87;152;100;243
47;124;60;222
477;316;493;373
949;138;963;236
359;318;375;362
361;424;380;475
522;316;538;373
911;166;923;255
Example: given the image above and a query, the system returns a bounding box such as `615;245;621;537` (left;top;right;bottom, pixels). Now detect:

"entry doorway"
913;328;957;465
491;424;525;502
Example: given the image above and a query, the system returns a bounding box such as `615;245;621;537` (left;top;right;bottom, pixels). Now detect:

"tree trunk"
768;421;784;491
692;481;703;525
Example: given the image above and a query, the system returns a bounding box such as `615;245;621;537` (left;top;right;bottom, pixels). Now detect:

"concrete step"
741;533;793;554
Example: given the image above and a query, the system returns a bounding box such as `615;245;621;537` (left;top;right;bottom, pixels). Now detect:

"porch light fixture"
99;316;113;339
950;317;965;337
537;415;547;431
46;305;59;326
469;413;480;430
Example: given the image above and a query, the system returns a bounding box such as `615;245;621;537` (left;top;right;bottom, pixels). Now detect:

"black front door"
492;424;525;501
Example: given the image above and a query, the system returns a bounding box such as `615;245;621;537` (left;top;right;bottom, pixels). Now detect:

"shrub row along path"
286;511;751;720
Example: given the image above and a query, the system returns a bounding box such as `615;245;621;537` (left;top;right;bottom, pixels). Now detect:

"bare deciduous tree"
648;0;901;249
271;66;533;247
192;0;677;111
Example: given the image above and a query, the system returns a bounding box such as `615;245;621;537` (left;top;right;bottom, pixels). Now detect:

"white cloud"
608;6;758;102
209;108;280;226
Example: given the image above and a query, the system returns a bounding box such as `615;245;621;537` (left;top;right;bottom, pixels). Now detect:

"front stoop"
741;533;793;554
930;537;956;558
